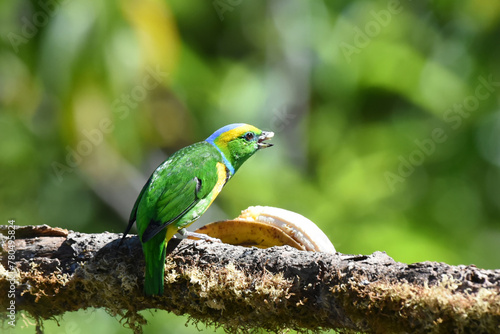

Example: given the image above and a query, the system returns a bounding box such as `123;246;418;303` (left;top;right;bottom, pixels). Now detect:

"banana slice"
192;206;336;253
194;220;303;249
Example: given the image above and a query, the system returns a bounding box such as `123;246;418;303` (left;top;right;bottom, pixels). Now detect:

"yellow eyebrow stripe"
216;124;260;144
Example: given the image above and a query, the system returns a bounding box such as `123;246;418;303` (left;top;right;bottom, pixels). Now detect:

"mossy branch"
1;225;499;333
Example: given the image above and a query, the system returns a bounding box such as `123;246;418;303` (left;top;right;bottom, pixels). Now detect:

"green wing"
140;177;200;242
136;142;222;243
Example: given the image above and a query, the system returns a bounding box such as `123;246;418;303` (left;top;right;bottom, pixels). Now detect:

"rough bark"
0;225;499;334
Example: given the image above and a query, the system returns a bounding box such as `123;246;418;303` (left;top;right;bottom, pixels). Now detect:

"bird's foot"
182;230;222;245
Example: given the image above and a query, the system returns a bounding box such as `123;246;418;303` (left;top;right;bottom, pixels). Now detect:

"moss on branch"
1;225;499;333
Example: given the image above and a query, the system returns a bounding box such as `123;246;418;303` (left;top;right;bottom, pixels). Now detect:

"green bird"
121;123;274;296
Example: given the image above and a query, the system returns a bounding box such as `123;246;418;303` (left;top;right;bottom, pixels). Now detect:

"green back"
133;141;223;240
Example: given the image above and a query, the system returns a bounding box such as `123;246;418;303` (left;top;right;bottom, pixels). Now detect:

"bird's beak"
257;131;274;149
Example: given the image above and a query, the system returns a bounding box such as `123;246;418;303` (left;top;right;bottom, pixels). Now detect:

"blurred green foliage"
2;0;500;332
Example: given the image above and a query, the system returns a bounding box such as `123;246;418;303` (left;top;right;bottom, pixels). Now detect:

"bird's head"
206;123;274;174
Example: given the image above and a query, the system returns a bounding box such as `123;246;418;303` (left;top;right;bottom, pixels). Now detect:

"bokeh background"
2;0;500;333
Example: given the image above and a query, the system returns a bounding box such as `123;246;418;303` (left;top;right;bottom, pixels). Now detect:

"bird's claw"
183;231;222;245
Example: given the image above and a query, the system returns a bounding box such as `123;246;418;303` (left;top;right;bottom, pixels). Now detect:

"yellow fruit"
194;220;303;249
191;206;336;253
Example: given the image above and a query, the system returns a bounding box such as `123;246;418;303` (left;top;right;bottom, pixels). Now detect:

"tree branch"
1;225;499;333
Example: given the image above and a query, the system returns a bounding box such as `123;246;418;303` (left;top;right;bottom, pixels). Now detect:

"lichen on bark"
1;225;499;333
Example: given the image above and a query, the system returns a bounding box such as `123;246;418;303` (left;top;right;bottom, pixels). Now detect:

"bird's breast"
208;162;230;206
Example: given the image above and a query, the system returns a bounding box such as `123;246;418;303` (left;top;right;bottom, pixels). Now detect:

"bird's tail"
142;226;176;296
144;243;166;296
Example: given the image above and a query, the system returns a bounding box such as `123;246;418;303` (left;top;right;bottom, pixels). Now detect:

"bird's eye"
243;132;255;141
